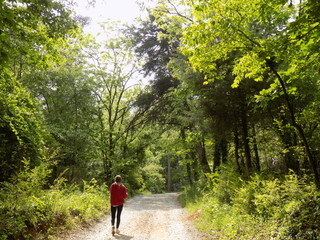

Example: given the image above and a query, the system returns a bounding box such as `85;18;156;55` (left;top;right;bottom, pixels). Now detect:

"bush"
0;161;109;240
183;166;320;239
254;174;320;239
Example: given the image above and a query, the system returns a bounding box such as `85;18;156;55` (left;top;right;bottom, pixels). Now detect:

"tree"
0;73;46;181
128;10;215;182
0;0;78;181
21;33;100;182
181;0;320;186
1;0;77;69
88;23;148;184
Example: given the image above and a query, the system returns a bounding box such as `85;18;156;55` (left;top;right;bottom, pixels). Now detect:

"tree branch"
167;0;193;22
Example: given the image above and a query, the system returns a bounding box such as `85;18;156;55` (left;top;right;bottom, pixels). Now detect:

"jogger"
110;175;128;235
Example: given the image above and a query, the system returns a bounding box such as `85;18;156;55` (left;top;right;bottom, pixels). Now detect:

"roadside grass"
0;161;109;240
181;166;320;239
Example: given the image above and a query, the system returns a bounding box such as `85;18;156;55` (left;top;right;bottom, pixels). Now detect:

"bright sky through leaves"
74;0;155;35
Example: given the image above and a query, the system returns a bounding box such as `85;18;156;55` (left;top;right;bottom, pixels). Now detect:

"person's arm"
123;185;128;199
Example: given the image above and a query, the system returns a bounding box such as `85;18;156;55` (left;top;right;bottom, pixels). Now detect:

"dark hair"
115;175;122;183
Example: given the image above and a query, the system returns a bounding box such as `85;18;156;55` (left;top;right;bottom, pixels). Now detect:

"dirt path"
57;193;209;240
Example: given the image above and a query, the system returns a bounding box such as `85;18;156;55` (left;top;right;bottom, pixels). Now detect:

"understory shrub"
0;161;109;240
183;166;320;239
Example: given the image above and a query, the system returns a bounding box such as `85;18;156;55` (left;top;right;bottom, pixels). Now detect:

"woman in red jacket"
110;175;128;235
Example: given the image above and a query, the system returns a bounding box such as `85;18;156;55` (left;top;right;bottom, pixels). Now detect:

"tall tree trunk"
213;141;221;172
221;138;228;164
252;124;261;172
180;127;196;184
102;150;112;183
268;61;320;188
98;111;113;183
213;138;228;172
196;138;211;174
241;104;252;173
190;151;200;181
186;163;193;185
167;154;171;192
277;121;299;173
234;126;242;174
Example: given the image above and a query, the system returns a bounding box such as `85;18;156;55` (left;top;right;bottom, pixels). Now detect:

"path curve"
57;193;209;240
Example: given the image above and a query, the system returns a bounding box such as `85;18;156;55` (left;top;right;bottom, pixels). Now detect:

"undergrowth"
182;166;320;240
0;160;109;240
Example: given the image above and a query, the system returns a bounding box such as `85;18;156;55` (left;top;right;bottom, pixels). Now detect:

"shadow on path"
113;233;134;240
125;193;182;211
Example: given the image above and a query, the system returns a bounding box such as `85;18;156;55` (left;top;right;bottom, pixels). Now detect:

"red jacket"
110;182;128;206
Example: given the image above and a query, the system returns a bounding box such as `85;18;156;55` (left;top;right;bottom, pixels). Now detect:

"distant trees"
87;25;149;184
128;0;320;188
127;12;208;186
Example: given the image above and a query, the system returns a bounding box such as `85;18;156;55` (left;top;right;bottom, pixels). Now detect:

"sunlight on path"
58;193;208;240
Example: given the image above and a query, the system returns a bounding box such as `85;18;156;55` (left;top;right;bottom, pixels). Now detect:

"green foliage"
206;166;242;205
141;164;165;193
1;0;77;78
253;174;320;239
183;167;320;239
2;0;320;238
0;161;109;240
0;71;46;181
87;23;149;182
179;0;320;182
140;148;166;193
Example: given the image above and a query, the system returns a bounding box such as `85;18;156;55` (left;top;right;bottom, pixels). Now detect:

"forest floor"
57;192;211;240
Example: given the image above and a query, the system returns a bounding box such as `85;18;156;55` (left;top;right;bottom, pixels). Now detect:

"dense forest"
1;0;320;239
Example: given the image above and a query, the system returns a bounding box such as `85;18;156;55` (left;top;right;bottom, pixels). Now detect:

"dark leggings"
111;205;123;228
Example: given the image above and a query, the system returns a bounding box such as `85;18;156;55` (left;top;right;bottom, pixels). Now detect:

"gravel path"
57;193;210;240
